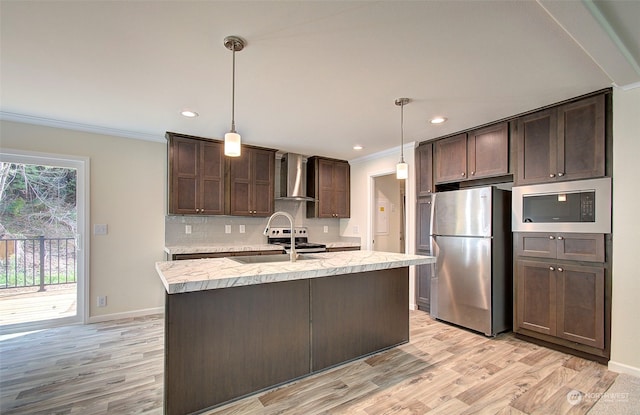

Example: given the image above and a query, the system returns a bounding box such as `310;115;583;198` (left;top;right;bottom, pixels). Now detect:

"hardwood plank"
0;310;624;415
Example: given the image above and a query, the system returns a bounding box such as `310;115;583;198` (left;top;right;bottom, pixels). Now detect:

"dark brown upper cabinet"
306;156;350;218
416;143;434;197
515;94;605;185
227;146;276;217
434;122;509;185
167;132;224;215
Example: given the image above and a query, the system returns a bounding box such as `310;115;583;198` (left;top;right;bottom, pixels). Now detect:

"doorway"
0;151;87;333
372;173;405;253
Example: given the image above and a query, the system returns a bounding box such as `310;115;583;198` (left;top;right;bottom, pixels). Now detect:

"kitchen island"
156;250;435;414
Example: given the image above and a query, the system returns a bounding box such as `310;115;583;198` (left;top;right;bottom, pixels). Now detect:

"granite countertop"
156;250;434;294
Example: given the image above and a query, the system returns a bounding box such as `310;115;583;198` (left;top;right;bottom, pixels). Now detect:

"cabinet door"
556;264;604;348
515;259;556;336
514;232;557;259
416;143;433;196
200;141;225;215
557;94;605;181
251;148;275;217
556;233;604;263
515;109;557;185
468;122;509;179
227;150;252;216
170;137;199;214
434;133;467;184
416;197;432;251
416;259;432;312
333;160;350;218
317;158;336;218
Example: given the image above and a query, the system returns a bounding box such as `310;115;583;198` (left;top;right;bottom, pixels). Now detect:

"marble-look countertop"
164;244;283;255
164;241;361;255
156;250;434;294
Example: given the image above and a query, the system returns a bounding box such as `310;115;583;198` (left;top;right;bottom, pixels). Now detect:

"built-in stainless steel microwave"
512;177;611;233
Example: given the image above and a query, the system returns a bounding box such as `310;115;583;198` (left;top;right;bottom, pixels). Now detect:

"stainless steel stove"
266;227;326;253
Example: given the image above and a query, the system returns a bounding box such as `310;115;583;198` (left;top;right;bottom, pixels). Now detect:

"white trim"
608;360;640;377
617;81;640;91
0;111;165;143
87;307;164;323
0;148;90;328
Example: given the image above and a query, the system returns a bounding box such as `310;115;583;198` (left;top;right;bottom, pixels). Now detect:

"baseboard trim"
88;307;164;323
608;360;640;377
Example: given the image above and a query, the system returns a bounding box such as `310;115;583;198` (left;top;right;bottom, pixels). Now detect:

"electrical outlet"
225;225;231;234
97;296;107;307
239;225;245;234
353;225;359;234
323;226;329;233
93;224;108;235
185;225;192;234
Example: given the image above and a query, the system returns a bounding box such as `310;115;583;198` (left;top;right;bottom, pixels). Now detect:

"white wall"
345;144;417;308
610;87;640;376
0;120;167;320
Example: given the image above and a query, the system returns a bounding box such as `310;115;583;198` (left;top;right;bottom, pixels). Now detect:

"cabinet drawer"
515;232;604;263
557;234;604;262
515;233;556;259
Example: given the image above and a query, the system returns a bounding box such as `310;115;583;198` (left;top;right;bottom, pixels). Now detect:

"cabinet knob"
471;171;475;176
558;172;565;177
557;236;564;240
427;189;431;193
461;172;466;177
549;266;555;271
557;267;564;272
549;173;556;178
549;235;555;240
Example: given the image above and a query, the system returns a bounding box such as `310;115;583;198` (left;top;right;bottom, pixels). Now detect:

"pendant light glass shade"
224;132;241;157
396;161;408;179
395;98;410;180
224;36;245;157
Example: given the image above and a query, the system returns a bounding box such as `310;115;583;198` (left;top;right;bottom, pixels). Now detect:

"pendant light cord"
399;101;405;163
230;46;236;133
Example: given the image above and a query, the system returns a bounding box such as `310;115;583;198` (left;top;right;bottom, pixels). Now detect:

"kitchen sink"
230;253;319;264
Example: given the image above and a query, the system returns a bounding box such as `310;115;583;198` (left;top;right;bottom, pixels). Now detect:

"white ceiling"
1;1;639;161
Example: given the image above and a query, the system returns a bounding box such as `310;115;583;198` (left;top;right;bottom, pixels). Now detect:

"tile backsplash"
165;200;358;246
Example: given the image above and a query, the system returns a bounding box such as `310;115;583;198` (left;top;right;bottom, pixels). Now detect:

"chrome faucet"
263;211;297;262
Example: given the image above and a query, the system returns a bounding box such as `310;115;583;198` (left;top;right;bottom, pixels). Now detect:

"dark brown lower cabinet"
416;256;432;312
515;259;606;359
164;268;409;414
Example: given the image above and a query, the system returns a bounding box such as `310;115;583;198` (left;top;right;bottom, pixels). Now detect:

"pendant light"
395;98;410;179
223;36;246;157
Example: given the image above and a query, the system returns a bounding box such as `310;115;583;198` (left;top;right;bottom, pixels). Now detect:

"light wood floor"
0;311;617;414
0;284;77;327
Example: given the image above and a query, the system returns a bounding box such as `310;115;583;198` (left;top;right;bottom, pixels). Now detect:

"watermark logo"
567;389;583;405
566;389;630;405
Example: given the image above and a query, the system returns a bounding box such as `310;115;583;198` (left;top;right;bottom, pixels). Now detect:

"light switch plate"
185;225;192;234
225;225;232;234
323;226;328;233
239;225;245;234
94;224;108;235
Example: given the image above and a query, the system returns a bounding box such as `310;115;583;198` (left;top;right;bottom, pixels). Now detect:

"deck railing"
0;237;77;291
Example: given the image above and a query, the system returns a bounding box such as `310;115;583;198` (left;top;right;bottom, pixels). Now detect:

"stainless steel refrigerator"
430;186;512;336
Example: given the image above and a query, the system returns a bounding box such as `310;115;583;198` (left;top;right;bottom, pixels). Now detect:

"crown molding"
350;142;415;165
0;111;165;143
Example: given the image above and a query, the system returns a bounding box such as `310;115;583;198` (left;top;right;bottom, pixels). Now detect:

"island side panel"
310;267;409;372
164;280;311;415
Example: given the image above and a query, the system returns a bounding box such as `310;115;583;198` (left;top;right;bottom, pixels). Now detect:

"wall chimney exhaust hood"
277;153;315;201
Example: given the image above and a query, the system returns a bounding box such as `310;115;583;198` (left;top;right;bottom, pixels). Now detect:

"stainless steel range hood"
276;153;315;201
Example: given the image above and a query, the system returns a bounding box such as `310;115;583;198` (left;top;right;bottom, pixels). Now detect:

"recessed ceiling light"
181;110;199;118
430;116;447;124
353;145;363;150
